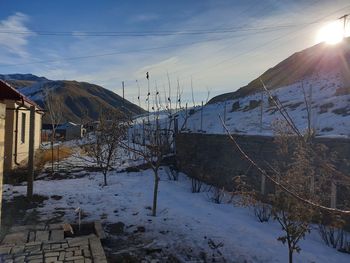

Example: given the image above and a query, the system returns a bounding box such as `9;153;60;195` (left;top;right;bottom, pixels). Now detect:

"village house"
41;122;85;142
0;80;44;174
56;122;85;141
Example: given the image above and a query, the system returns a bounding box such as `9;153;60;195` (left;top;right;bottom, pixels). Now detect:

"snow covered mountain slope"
185;40;350;137
184;71;349;137
0;74;145;123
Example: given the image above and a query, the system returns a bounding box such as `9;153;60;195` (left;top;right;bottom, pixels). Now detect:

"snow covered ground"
3;156;350;262
132;71;350;138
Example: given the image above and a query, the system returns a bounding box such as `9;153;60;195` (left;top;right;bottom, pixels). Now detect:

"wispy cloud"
129;13;159;23
0;12;34;58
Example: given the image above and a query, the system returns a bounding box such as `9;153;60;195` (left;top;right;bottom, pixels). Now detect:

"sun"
316;21;344;45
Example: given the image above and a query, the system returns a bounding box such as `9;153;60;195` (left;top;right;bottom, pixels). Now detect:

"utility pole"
223;101;227;133
339;14;349;38
122;81;125;104
200;101;203;132
260;91;263;133
27;106;35;199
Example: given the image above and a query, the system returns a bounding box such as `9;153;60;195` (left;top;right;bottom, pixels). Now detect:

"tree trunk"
104;172;107;186
289;249;293;263
57;143;60;172
152;169;159;216
51;140;54;174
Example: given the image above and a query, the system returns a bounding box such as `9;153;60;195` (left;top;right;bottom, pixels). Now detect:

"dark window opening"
21;112;26;143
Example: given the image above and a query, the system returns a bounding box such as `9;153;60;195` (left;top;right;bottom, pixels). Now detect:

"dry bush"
35;146;73;170
191;177;203;193
165;165;179;181
317;212;350;253
208;186;225;204
253;200;272;223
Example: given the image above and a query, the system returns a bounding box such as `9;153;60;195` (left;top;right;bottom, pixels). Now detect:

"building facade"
0;80;43;173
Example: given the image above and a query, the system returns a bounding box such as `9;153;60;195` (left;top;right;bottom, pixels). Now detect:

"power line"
0;26;305;68
123;4;350;106
0;22;319;37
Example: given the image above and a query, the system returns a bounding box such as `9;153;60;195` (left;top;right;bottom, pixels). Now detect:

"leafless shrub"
318;225;350;251
191;177;203;193
165;165;179;181
231;101;240;112
317;213;350;253
253;200;272;223
208;186;225;204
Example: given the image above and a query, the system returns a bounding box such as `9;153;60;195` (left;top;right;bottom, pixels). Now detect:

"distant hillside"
0;74;145;123
209;37;350;103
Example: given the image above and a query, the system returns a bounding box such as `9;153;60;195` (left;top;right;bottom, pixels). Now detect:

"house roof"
57;122;81;129
0;80;43;111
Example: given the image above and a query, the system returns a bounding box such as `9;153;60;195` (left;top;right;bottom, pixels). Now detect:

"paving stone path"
0;223;107;263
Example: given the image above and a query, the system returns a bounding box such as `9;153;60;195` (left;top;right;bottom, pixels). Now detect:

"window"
21;112;26;143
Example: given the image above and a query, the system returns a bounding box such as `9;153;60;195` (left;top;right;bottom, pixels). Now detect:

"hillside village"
0;1;350;263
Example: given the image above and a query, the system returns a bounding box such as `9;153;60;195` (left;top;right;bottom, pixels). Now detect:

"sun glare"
316;21;345;45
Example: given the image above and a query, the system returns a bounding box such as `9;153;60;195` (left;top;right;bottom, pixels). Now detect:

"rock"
107;222;125;235
136;226;145;233
50;195;62;200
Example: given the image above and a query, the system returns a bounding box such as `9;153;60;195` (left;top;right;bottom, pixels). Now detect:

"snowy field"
3;157;350;262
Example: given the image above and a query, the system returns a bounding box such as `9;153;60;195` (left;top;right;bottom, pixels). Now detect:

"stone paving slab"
0;223;108;263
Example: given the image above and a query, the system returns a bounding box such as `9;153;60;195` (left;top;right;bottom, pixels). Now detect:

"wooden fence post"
223;101;227;133
27;106;35;199
310;176;315;194
331;181;337;208
261;174;266;195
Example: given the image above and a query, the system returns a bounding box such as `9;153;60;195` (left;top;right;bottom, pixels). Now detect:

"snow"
3;155;350;262
132;71;350;138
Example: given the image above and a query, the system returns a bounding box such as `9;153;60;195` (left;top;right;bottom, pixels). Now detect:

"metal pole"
185;103;188;130
223;101;227;133
200;101;203;132
339;14;349;38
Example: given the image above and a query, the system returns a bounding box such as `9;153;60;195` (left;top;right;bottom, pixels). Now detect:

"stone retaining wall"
175;133;350;203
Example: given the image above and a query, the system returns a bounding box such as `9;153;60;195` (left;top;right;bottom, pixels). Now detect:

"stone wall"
175;133;350;197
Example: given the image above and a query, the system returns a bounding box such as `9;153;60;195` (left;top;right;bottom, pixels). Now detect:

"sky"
0;0;350;109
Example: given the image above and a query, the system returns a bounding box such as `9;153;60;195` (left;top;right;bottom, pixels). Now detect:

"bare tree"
123;117;172;216
82;111;129;186
43;87;63;174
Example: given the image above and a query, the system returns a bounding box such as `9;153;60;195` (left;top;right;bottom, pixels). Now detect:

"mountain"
184;38;350;137
209;38;350;103
0;74;145;123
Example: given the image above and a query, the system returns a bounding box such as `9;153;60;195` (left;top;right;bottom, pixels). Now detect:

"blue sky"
0;0;350;108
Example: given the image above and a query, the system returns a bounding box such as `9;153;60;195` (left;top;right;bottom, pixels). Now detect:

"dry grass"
35;145;74;170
